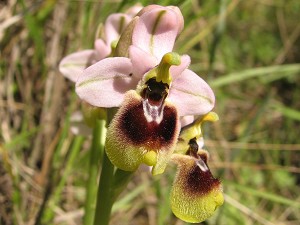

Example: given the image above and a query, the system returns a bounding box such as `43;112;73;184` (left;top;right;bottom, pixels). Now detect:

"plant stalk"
84;119;106;225
93;150;115;225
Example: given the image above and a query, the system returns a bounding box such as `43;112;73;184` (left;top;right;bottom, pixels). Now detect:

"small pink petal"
170;54;191;81
59;50;95;82
169;69;215;116
94;39;111;60
137;5;183;34
133;7;179;60
180;115;194;128
129;45;157;79
105;13;132;46
76;57;138;108
125;4;143;17
167;6;184;34
137;5;164;16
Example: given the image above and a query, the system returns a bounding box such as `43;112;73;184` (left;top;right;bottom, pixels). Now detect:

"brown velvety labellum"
185;155;221;196
186;165;220;196
120;100;177;150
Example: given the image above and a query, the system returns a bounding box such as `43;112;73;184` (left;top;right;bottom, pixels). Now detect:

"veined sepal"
105;90;180;175
114;17;139;57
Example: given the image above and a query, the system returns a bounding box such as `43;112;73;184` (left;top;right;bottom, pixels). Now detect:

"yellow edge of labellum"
170;155;224;223
171;188;224;223
143;150;157;166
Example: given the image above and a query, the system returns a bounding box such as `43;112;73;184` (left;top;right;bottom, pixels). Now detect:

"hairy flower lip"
170;151;224;223
105;90;179;175
117;91;178;147
171;148;222;195
170;111;223;222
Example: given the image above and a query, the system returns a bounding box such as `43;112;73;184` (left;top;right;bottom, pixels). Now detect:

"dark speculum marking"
185;154;220;196
120;100;177;149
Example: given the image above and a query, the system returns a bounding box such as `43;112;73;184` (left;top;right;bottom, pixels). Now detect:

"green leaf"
211;64;300;88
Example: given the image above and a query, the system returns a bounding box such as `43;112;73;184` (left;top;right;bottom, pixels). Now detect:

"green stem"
93;151;115;225
111;169;133;202
93;108;133;225
84;119;106;225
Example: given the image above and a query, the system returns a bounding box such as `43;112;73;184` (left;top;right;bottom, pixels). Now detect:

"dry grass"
0;0;300;225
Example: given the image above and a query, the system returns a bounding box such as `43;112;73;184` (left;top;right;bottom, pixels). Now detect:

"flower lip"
119;92;177;147
176;136;220;196
186;153;221;196
105;90;179;175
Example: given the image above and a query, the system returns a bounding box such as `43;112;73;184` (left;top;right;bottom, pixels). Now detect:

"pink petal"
129;45;157;79
59;50;95;82
168;69;215;116
105;13;132;46
94;39;111;60
125;5;143;17
137;5;165;16
76;57;138;108
170;55;191;80
166;6;184;34
180;115;194;128
137;5;183;34
132;7;179;60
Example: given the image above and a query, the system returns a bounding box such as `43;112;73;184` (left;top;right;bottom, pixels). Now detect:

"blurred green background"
0;0;299;224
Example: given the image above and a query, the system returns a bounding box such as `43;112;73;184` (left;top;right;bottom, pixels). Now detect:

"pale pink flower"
76;5;215;117
59;11;137;82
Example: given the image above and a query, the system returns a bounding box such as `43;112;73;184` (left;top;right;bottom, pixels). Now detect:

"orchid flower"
170;112;224;223
73;4;222;223
75;6;215;173
59;11;138;82
75;6;215;175
59;7;143;136
105;52;181;175
76;5;214;116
